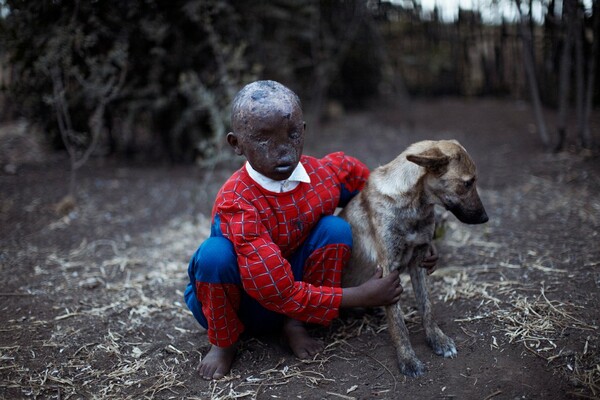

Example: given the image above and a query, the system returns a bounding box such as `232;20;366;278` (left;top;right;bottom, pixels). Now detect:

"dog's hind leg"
385;303;426;377
409;266;457;358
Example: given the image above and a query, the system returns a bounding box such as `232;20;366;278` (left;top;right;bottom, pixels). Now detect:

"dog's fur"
340;139;488;377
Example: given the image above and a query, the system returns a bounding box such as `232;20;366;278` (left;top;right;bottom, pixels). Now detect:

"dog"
340;139;488;377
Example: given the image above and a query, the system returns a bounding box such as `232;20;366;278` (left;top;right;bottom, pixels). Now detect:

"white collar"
245;161;311;193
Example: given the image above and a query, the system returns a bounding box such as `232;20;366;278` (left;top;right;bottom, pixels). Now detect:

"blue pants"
184;215;352;335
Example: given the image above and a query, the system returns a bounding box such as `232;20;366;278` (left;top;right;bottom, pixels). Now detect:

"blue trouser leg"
184;215;352;334
184;236;284;334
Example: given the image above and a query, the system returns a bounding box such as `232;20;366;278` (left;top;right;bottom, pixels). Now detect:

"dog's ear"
406;148;450;170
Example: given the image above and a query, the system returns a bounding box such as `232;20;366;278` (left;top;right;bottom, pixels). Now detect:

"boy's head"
227;80;305;181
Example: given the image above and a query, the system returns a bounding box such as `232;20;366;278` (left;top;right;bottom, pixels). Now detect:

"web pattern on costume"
197;243;351;346
200;152;368;346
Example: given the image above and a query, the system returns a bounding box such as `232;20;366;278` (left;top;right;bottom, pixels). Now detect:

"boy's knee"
316;215;353;247
188;237;240;284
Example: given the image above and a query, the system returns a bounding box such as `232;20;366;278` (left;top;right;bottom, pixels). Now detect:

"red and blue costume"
184;152;369;347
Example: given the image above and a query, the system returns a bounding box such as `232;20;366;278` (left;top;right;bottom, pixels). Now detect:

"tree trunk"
574;2;585;148
555;0;575;152
582;0;599;148
516;0;551;148
542;0;558;102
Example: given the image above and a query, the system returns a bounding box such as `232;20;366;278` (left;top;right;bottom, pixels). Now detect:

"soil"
1;97;599;400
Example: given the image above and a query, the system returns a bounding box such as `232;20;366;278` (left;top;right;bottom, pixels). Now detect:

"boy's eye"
253;135;271;146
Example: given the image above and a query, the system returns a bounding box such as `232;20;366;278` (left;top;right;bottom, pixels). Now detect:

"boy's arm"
321;152;370;207
218;200;343;325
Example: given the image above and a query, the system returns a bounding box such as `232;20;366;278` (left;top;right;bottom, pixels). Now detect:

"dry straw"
3;173;599;398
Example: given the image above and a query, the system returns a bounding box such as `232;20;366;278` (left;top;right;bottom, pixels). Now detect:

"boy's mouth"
274;164;294;175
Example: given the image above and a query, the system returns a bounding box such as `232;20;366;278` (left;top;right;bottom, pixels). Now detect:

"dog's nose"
465;211;488;224
448;204;489;225
479;211;489;224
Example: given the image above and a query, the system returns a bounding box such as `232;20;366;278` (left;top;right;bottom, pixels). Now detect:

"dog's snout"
447;203;489;225
443;186;489;225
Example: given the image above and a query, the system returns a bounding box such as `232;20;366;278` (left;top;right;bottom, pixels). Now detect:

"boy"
184;80;437;380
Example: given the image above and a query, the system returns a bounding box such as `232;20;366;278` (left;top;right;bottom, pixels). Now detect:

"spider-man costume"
184;152;369;347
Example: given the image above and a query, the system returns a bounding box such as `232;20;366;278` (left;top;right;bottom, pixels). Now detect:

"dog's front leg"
385;302;426;377
409;264;457;358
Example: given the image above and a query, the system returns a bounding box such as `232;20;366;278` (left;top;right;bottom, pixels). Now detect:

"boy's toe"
200;365;215;380
296;348;310;359
212;369;226;380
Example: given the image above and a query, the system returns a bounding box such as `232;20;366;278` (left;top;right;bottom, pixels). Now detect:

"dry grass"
1;215;209;399
435;182;600;400
436;265;600;398
2;171;599;399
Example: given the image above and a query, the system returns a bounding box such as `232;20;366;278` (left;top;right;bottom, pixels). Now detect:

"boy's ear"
406;147;450;170
227;132;243;155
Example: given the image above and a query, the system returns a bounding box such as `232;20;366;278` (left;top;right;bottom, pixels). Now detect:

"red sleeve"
217;197;343;325
321;152;370;207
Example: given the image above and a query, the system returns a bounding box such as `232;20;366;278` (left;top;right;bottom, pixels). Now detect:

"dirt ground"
1;97;599;400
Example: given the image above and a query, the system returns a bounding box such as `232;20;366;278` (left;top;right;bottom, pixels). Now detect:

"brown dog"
340;139;488;377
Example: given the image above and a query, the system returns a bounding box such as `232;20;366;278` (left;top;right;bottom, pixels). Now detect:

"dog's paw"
428;334;457;358
398;357;426;377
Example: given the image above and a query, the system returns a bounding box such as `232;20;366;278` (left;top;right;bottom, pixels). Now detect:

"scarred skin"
198;81;438;380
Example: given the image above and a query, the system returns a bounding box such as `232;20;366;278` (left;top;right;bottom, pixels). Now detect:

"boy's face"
228;102;305;181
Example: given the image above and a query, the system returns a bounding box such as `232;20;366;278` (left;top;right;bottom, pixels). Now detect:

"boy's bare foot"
283;318;323;359
199;344;237;380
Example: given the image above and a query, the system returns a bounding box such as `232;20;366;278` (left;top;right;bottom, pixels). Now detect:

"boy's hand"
420;243;439;275
341;266;403;308
363;266;403;306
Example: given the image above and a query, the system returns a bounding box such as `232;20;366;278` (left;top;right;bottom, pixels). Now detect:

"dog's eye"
464;178;475;189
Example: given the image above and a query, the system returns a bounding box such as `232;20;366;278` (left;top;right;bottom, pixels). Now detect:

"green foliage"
1;0;385;162
2;0;252;161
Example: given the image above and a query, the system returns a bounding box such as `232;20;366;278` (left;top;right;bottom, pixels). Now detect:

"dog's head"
406;140;488;225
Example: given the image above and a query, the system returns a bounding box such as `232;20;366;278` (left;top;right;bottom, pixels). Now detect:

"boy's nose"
275;151;295;165
275;142;294;158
